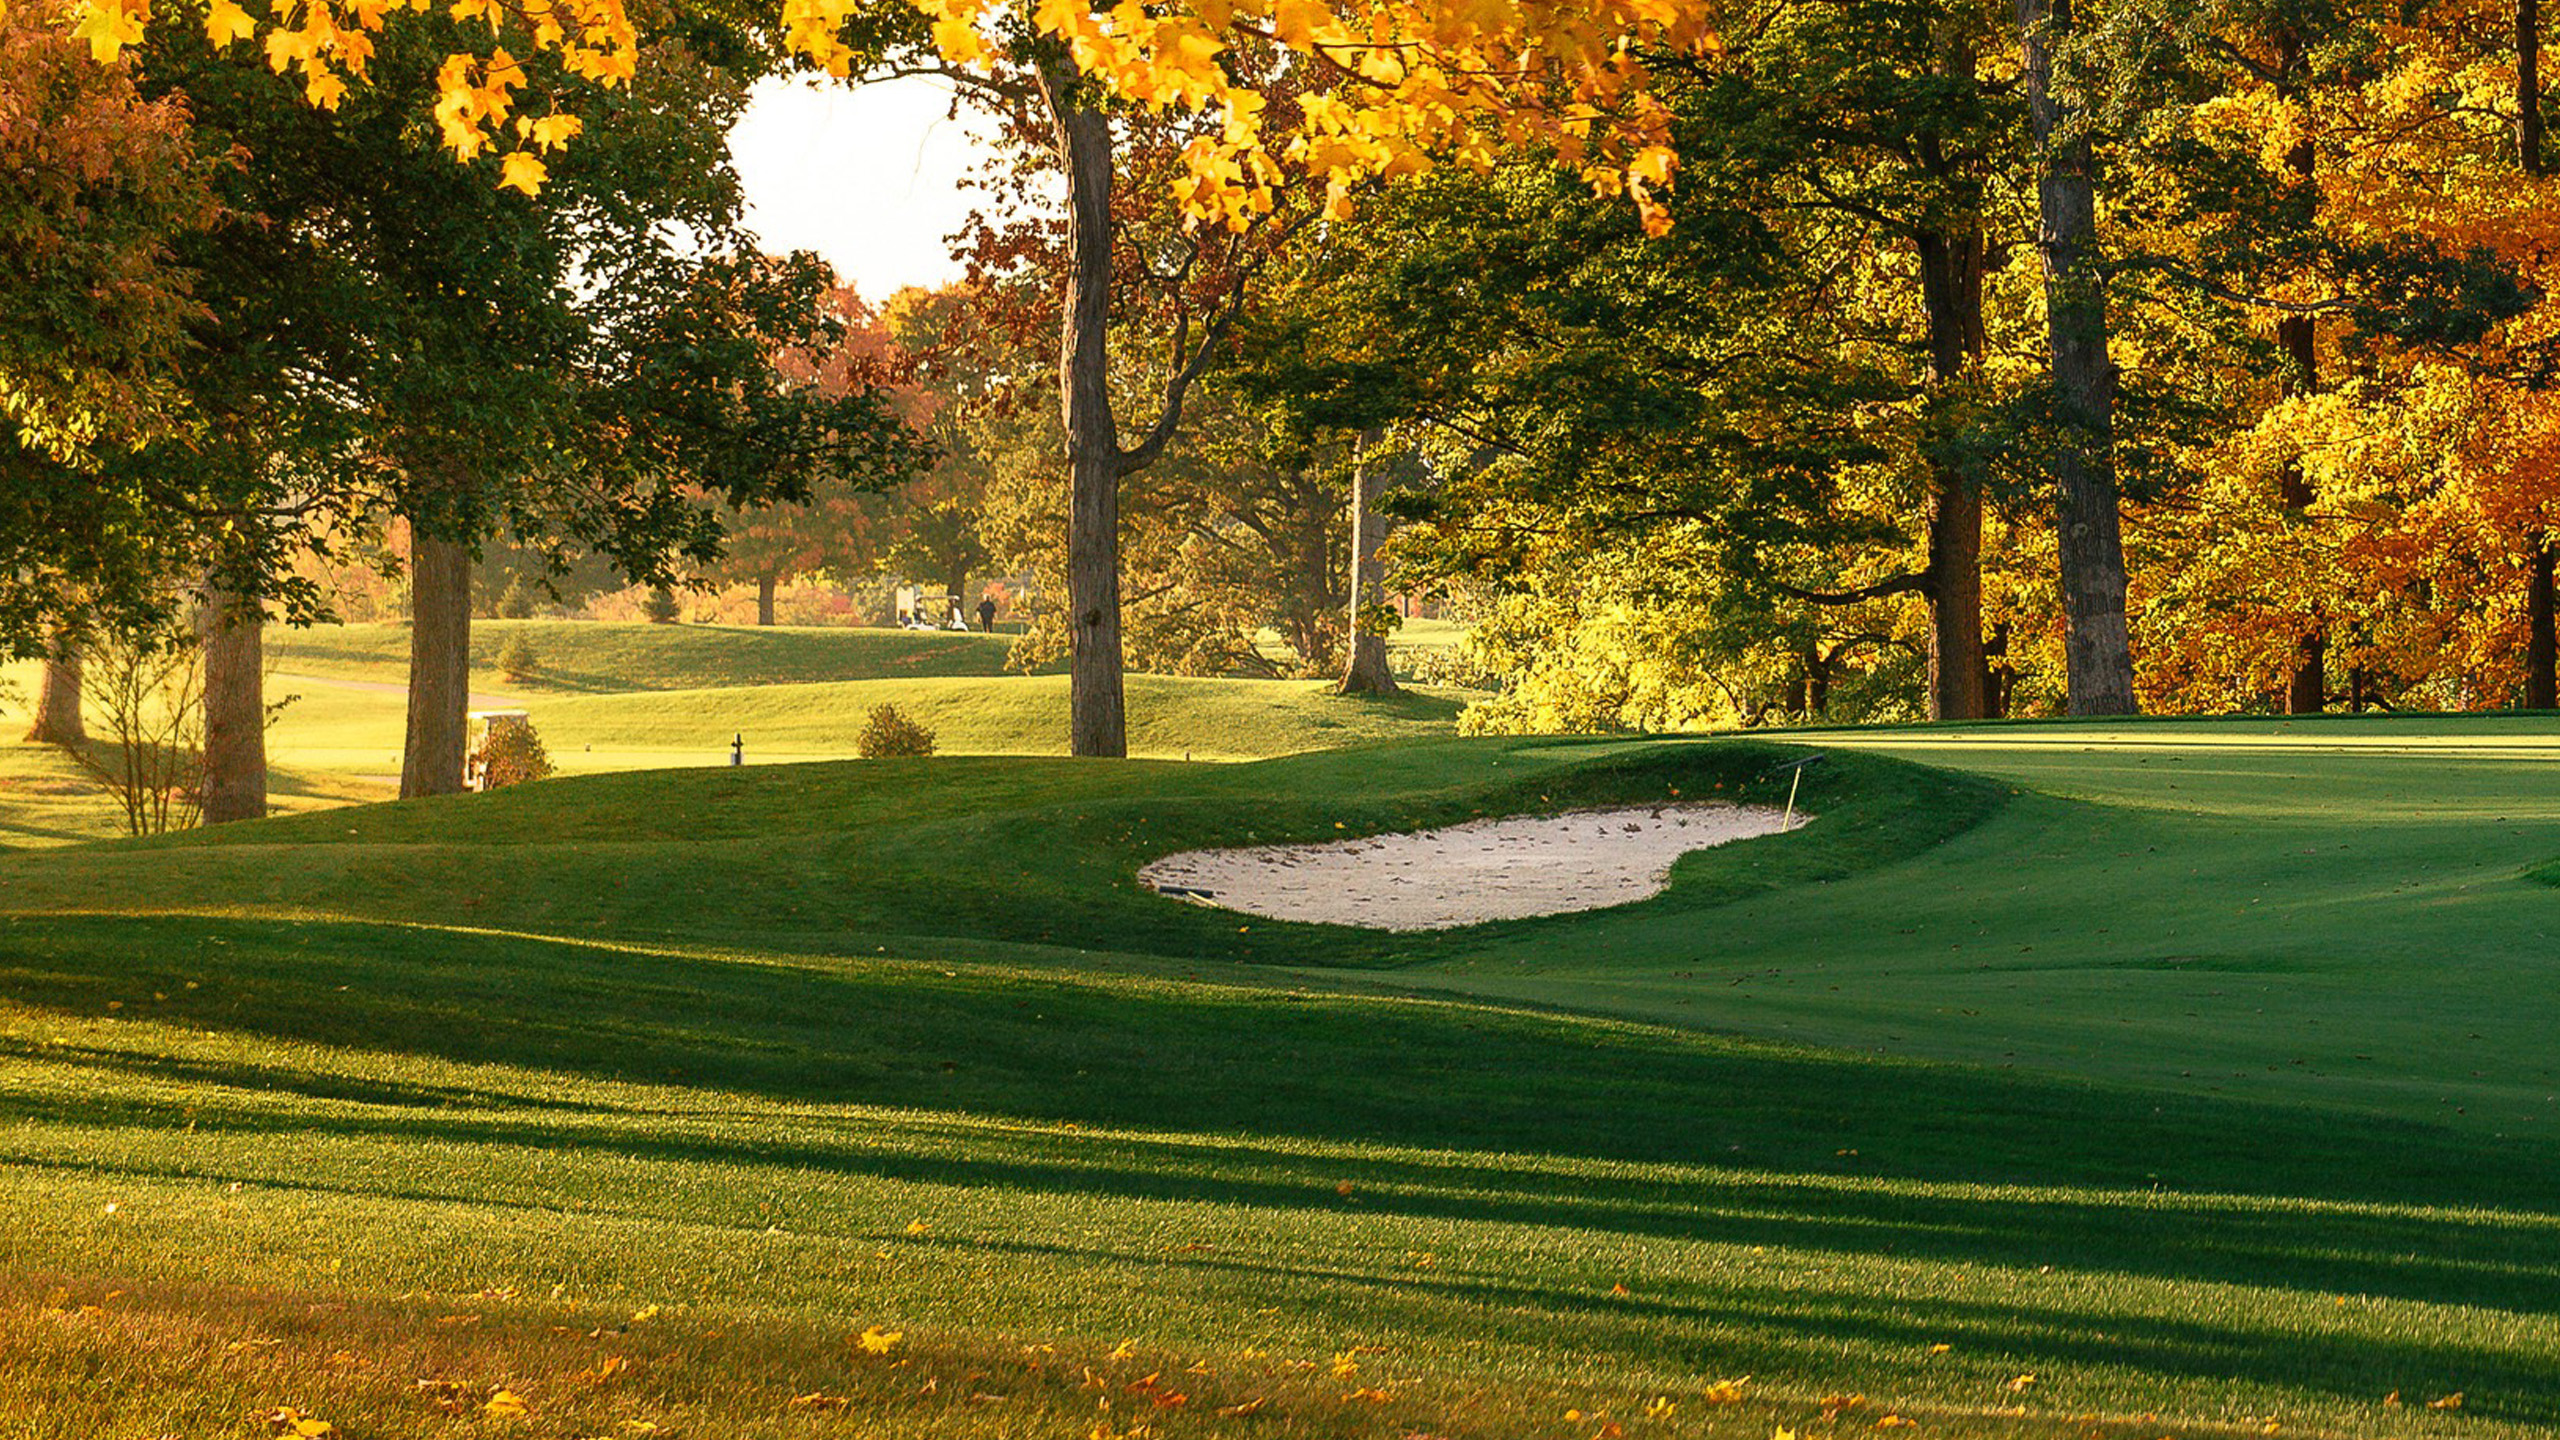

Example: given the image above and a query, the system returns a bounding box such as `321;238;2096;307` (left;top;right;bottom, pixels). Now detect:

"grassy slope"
2;722;2558;1436
3;625;1468;841
266;620;1040;692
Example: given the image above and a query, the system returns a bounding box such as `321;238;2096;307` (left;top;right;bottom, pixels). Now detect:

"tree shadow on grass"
4;916;2559;1323
1;1128;2547;1426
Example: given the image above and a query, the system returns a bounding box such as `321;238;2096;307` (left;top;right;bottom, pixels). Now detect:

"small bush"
475;717;555;789
857;704;936;758
495;577;538;619
496;632;538;683
642;586;681;624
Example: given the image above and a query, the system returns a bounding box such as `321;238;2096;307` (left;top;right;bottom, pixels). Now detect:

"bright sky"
726;74;1004;304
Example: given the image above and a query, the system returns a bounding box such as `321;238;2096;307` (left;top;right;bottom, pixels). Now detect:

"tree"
1339;430;1399;695
0;0;217;658
2017;0;2138;714
22;635;86;746
79;0;1720;758
115;15;925;801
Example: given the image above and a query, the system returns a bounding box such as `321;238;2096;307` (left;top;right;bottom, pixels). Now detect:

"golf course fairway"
0;717;2553;1438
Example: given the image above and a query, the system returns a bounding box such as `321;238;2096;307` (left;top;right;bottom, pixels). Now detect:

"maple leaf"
68;0;146;62
203;0;255;46
1643;1395;1677;1418
1820;1394;1866;1419
484;1389;530;1418
857;1325;904;1354
1875;1416;1919;1429
253;1408;333;1438
498;151;547;196
2428;1393;2465;1410
1702;1376;1749;1405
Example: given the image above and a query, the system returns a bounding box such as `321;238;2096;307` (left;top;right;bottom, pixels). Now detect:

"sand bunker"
1139;803;1805;931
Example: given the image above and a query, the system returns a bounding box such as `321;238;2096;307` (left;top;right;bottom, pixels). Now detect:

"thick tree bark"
401;532;472;798
1917;226;1989;721
1984;622;2015;718
1043;64;1129;757
2275;30;2326;714
2521;1;2558;710
2017;0;2137;714
2532;544;2558;708
197;581;267;825
24;633;85;745
756;571;778;626
1340;433;1400;696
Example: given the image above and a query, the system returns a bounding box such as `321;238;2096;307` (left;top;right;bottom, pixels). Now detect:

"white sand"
1139;802;1805;931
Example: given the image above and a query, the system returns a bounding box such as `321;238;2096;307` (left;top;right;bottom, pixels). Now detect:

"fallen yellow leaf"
2429;1393;2465;1411
1702;1375;1750;1405
484;1389;529;1418
858;1325;904;1354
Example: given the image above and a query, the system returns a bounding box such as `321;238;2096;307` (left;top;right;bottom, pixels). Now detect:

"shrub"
857;703;936;758
474;717;555;789
496;632;538;683
642;586;680;624
495;577;538;619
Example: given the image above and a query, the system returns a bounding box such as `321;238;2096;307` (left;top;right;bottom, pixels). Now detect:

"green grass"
268;620;1039;692
4;623;1469;842
3;720;2557;1436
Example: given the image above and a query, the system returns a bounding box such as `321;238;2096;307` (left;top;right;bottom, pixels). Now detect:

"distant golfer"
977;596;997;632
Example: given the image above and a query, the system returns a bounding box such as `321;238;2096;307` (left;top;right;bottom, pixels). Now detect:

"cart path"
273;672;526;710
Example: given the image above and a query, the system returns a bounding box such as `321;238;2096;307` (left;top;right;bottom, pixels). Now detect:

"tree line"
11;0;2559;797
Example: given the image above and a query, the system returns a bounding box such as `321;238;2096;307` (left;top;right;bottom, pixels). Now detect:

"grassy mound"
267;619;1037;692
0;737;1983;967
4;720;2559;1436
531;673;1470;765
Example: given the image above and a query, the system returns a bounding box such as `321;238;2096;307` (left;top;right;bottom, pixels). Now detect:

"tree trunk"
197;581;267;825
2531;542;2558;708
1043;64;1128;757
402;532;472;798
2521;2;2556;710
2017;0;2137;714
1914;26;1990;722
2275;30;2325;714
24;632;85;745
1340;432;1400;696
1925;486;1985;720
1984;621;2015;718
757;571;778;626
